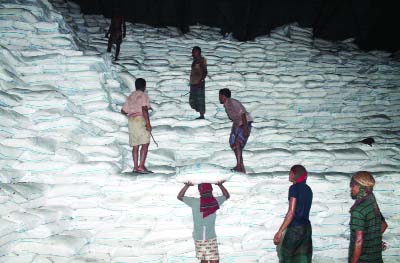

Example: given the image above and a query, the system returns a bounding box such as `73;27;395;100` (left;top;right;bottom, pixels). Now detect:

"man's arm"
382;220;388;233
201;59;207;81
381;218;388;250
381;213;388;233
241;113;249;137
350;231;364;263
177;182;193;201
273;197;296;245
142;106;152;132
216;181;230;200
105;23;111;38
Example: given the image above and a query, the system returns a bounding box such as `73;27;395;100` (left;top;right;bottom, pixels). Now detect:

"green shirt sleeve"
182;196;196;208
216;195;227;206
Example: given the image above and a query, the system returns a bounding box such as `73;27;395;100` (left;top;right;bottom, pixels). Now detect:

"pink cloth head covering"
290;165;308;183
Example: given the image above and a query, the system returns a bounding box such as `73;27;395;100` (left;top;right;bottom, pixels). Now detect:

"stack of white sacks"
0;0;399;262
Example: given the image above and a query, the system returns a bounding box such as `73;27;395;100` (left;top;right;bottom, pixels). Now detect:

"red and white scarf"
199;183;219;218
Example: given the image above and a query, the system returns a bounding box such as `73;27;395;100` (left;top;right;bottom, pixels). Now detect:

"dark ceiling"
74;0;399;53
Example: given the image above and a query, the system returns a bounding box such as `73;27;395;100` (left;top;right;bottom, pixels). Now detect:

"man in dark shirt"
349;171;388;263
274;165;313;263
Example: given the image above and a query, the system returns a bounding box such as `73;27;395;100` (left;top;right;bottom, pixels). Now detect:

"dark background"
73;0;399;53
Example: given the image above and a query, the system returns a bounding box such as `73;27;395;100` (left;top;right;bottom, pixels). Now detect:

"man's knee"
233;140;242;150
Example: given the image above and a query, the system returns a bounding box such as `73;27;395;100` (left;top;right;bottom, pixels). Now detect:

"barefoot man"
219;88;252;173
121;78;152;173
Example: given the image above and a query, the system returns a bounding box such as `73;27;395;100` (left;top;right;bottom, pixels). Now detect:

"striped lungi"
189;82;206;113
278;224;313;263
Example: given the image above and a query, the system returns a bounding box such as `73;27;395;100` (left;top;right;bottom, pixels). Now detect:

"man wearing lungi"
121;78;152;173
348;171;388;263
105;13;126;61
178;181;230;263
219;88;252;173
274;165;313;263
189;46;207;119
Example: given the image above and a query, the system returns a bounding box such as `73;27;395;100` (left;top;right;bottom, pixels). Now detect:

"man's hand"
243;127;249;137
146;123;152;132
215;180;225;186
185;182;193;186
382;241;387;251
273;231;282;245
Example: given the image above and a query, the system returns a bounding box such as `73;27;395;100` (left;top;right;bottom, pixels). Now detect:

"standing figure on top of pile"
105;10;126;61
177;181;230;263
121;78;153;174
348;171;388;263
189;46;207;119
219;88;252;173
273;165;313;263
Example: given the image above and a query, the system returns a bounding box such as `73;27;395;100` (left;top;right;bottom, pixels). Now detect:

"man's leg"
107;38;112;52
115;43;121;60
229;128;241;171
138;143;149;171
189;86;196;110
210;260;219;263
132;145;139;171
233;140;245;173
198;84;205;119
200;260;207;263
231;143;240;170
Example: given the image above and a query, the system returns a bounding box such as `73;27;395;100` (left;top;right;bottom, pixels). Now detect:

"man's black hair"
219;88;231;98
192;46;201;54
135;78;146;91
112;5;123;16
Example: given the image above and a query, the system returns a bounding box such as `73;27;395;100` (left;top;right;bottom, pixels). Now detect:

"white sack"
175;163;233;184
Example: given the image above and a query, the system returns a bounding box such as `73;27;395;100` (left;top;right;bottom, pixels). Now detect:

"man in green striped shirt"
349;171;388;263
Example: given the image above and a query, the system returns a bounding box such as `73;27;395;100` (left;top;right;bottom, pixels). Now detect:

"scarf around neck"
350;192;380;217
199;183;219;218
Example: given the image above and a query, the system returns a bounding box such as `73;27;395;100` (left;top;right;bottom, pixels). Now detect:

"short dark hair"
219;88;231;98
135;78;146;91
192;46;201;54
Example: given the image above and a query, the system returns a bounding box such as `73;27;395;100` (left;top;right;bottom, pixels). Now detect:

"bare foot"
138;166;151;172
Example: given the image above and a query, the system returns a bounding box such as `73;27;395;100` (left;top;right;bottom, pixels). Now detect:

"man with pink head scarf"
178;181;230;263
273;165;313;263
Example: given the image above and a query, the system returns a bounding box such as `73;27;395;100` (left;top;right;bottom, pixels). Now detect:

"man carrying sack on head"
178;181;230;263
